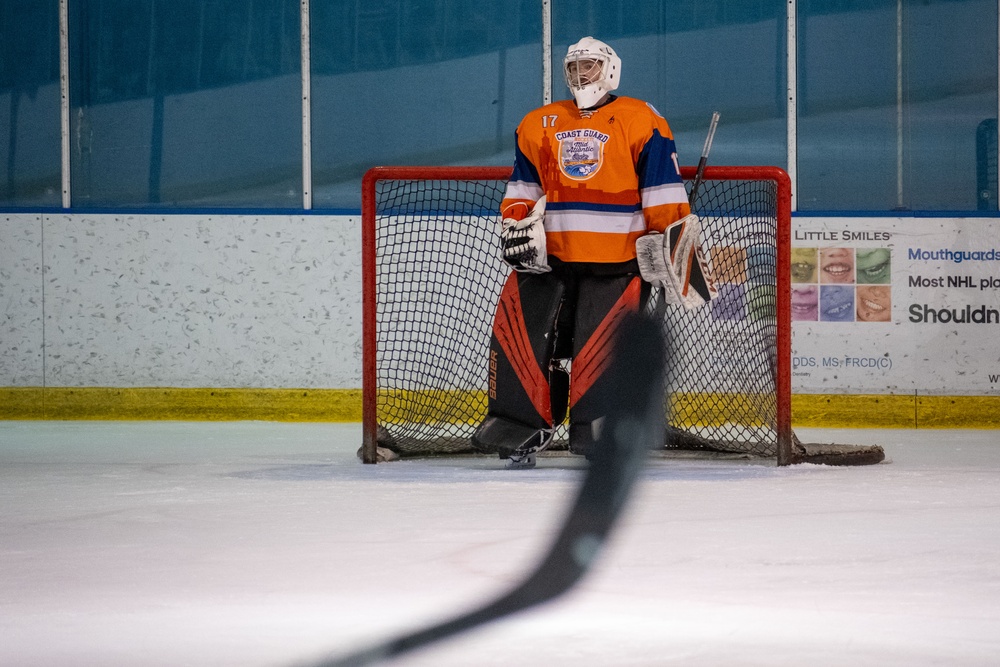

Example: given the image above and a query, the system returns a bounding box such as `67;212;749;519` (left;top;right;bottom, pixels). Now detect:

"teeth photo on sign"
819;247;855;284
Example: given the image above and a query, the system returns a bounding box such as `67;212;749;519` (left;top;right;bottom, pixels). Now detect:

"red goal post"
361;165;793;464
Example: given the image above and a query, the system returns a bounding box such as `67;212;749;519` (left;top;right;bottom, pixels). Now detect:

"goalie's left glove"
636;213;718;309
501;196;550;274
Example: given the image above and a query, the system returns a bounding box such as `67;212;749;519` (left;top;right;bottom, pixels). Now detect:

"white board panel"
791;216;1000;395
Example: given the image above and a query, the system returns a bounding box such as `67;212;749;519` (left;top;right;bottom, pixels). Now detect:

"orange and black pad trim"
569;275;647;413
487;272;565;429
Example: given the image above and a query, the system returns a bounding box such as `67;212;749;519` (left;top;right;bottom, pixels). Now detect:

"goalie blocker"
471;265;650;462
636;214;718;309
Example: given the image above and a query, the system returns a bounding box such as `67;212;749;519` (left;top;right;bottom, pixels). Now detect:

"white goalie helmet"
563;36;621;109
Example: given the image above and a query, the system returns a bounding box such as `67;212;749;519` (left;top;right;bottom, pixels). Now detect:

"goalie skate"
505;429;555;470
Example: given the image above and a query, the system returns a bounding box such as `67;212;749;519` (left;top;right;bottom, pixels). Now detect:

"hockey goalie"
470;36;717;469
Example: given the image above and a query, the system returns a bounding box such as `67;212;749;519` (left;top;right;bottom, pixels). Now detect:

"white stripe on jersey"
505;180;545;201
641;182;689;208
545;209;646;234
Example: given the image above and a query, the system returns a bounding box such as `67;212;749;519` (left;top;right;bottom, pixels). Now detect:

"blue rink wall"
1;211;999;428
1;0;997;211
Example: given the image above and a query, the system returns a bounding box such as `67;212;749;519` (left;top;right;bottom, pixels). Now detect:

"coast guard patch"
555;129;609;180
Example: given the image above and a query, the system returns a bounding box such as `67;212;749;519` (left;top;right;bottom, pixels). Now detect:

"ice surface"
1;422;999;666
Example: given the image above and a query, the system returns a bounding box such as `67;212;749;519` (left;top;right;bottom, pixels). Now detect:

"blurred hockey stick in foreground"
297;313;666;667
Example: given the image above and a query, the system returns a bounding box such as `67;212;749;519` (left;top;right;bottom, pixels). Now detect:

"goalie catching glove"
501;196;550;274
636;213;718;309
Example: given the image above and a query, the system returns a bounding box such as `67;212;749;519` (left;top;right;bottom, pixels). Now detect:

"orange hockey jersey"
502;96;691;264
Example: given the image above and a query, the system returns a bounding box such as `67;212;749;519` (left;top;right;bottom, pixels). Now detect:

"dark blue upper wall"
0;0;995;211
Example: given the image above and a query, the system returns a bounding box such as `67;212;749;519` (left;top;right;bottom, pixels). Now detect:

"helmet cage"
562;37;620;109
564;57;606;89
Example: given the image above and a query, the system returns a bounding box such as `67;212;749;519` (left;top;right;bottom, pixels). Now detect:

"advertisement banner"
791;217;1000;395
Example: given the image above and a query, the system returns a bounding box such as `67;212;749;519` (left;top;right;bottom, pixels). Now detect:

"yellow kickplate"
0;387;361;422
793;393;1000;429
2;388;997;428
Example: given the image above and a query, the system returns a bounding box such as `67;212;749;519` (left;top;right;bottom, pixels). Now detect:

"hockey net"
360;165;882;466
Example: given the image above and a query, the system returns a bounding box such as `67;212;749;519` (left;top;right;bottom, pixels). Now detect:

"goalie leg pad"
568;421;597;458
471;272;566;454
568;275;651;454
472;415;552;460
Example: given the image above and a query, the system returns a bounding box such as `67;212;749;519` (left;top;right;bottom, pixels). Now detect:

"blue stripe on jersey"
546;200;641;214
510;131;542;186
636;129;683;190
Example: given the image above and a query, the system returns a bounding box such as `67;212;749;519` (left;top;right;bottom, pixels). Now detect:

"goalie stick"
688;111;720;207
299;313;666;667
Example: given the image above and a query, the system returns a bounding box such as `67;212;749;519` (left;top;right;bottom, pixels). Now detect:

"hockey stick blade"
301;313;666;667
